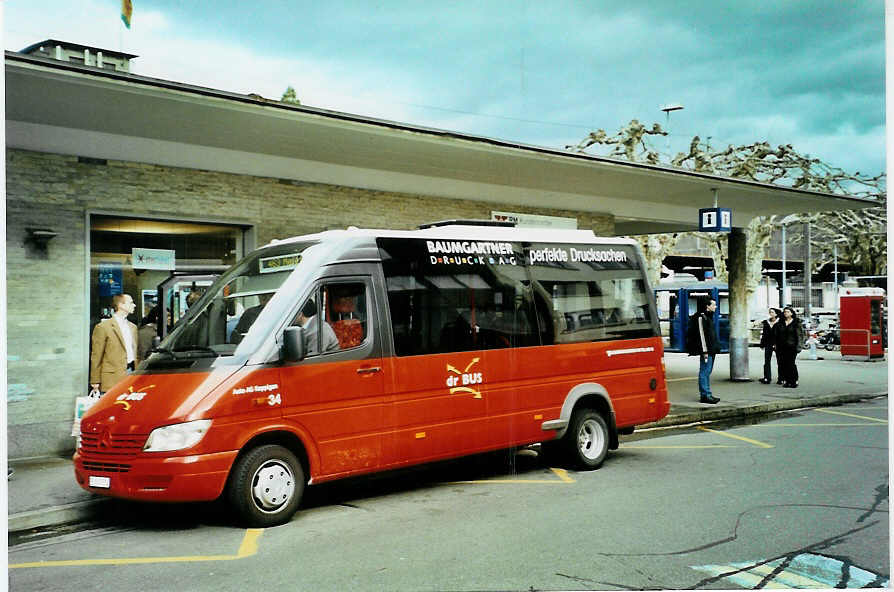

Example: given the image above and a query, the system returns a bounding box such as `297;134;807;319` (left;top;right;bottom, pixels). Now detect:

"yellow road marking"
666;377;697;382
697;426;774;448
236;528;264;557
814;408;888;423
625;444;736;449
9;529;264;569
747;423;888;427
550;468;575;483
451;467;575;485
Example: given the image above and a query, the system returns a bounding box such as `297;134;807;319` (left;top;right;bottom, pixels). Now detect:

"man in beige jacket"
90;293;139;393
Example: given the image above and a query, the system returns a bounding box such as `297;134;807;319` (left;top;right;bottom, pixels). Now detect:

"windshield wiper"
148;346;178;359
172;346;220;357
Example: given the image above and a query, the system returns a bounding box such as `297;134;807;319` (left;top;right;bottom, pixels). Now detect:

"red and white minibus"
75;221;669;526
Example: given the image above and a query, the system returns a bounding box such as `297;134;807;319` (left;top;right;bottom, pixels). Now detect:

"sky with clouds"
3;1;886;177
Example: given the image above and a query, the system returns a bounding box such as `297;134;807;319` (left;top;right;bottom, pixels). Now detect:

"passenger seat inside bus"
329;292;364;349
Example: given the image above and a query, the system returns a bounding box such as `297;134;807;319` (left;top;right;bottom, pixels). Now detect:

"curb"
9;498;109;533
643;392;887;429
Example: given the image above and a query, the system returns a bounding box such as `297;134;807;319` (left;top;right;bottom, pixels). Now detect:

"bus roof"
264;224;638;249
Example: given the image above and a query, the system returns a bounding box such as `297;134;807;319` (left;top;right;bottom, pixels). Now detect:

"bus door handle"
357;366;382;375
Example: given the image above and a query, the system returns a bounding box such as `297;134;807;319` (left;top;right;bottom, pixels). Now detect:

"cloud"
4;0;885;176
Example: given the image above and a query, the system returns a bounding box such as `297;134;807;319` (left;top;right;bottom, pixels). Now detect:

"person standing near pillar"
758;308;782;384
90;293;138;393
688;297;720;404
776;305;803;388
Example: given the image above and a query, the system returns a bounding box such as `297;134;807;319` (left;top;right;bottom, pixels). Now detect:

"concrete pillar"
728;227;751;381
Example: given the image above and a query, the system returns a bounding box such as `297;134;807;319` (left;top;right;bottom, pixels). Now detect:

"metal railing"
786;281;824;310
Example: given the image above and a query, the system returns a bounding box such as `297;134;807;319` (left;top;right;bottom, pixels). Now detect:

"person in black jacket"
758;308;782;384
688;297;720;404
776;306;803;388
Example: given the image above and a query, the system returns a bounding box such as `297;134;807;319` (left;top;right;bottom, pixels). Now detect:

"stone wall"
5;148;614;458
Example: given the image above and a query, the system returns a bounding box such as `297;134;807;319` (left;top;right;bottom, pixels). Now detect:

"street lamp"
779;214;799;307
832;237;848;286
660;103;684;154
832;237;848;312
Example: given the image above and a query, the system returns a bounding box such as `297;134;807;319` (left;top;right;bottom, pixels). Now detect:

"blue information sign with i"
698;207;732;232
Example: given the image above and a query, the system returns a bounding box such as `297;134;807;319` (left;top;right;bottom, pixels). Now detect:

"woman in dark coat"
775;306;803;388
758;308;782;384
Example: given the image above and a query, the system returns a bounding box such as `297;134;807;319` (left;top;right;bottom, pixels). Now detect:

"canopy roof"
5;51;873;234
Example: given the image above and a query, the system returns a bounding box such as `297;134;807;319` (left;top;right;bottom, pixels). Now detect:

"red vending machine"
839;287;886;360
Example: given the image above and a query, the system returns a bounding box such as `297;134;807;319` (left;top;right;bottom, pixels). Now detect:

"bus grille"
80;432;147;458
82;461;132;473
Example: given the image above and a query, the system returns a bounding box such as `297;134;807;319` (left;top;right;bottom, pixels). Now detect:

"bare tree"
568;121;886;297
639;233;681;287
568;119;664;164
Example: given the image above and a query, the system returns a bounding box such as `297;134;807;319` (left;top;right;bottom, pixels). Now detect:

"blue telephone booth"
655;281;729;353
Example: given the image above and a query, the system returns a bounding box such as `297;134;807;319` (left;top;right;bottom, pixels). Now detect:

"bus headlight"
144;419;212;452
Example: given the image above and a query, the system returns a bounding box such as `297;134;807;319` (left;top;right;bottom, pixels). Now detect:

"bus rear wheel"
227;444;304;527
565;409;609;470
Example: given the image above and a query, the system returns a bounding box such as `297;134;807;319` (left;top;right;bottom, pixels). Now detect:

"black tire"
227;444;304;527
563;409;609;470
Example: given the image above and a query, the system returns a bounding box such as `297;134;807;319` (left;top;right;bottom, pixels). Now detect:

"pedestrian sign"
699;207;732;232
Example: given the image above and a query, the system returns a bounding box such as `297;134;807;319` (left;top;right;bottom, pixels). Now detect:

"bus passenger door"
278;274;386;479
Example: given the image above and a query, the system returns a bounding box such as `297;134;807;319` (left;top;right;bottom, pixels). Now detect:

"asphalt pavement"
7;348;887;534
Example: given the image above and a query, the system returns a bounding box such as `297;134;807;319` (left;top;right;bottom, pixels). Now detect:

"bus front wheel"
227;444;305;527
565;409;609;470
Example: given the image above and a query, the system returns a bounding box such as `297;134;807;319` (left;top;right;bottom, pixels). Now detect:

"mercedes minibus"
75;221;670;526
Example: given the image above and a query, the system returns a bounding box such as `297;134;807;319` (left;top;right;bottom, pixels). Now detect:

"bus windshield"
160;242;311;357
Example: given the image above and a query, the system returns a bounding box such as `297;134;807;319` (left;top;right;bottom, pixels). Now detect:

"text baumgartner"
426;240;517;265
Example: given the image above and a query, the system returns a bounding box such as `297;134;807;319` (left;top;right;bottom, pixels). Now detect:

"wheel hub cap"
251;460;295;512
578;419;604;460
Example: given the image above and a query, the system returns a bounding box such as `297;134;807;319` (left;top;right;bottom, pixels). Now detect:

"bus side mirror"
282;326;306;362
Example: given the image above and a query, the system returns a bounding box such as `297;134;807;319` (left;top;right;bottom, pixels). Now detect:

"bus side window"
377;238;537;356
531;283;555;345
290;290;341;356
526;243;656;343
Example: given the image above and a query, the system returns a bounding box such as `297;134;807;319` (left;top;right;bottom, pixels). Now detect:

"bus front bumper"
73;450;238;502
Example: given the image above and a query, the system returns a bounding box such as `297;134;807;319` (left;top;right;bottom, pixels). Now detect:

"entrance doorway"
88;214;252;339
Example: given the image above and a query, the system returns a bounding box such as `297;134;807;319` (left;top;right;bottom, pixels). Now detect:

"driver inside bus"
294;299;340;355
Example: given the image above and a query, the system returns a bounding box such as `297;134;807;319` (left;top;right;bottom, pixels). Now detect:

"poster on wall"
98;262;123;297
132;248;176;270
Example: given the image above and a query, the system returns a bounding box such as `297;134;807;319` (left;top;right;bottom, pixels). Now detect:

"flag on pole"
121;0;133;29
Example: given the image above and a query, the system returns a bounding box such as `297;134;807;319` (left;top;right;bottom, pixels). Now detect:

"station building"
5;41;870;458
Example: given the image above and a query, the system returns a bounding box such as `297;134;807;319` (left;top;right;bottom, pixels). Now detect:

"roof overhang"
5;52;875;235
